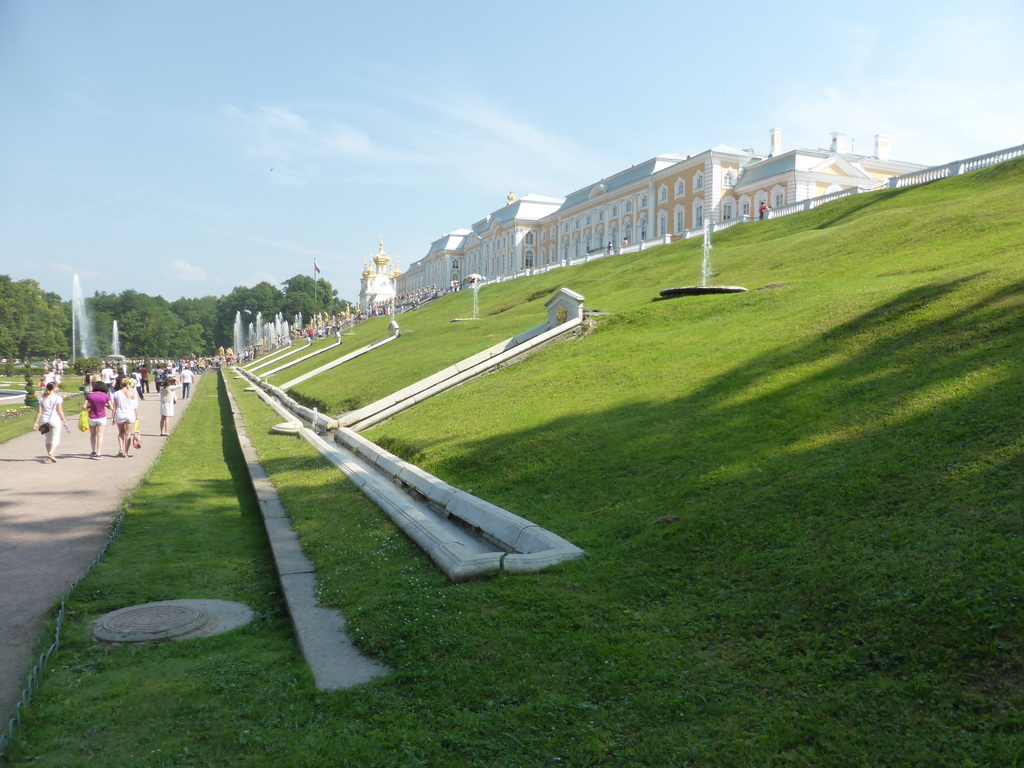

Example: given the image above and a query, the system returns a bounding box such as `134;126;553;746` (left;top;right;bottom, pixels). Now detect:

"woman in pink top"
84;381;113;458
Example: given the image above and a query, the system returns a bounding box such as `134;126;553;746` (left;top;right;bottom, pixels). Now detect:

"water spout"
71;275;93;360
701;219;713;288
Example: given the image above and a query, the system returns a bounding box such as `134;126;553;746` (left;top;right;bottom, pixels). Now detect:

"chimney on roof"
874;134;890;161
769;127;782;156
830;131;848;154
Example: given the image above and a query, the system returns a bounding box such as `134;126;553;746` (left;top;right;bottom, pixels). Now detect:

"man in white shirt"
180;366;194;399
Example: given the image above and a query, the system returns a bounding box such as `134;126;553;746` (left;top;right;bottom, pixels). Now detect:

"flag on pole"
314;259;321;275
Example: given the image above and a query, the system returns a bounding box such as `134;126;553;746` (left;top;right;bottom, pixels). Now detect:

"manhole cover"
92;599;253;644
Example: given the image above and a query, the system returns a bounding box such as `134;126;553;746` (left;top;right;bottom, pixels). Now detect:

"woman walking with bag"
84;381;114;458
112;377;139;458
32;382;69;463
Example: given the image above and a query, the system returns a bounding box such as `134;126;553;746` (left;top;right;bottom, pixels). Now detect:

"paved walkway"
0;381;196;724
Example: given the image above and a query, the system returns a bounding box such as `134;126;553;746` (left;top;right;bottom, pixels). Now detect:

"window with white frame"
611;204;617;217
625;200;632;213
723;204;733;221
574;219;580;230
724;169;736;188
675;208;684;231
585;214;591;226
524;250;534;268
525;231;534;245
694;203;703;226
641;194;648;208
658;214;666;236
694;171;704;191
676;178;685;196
659;185;667;203
597;210;603;222
640;218;647;240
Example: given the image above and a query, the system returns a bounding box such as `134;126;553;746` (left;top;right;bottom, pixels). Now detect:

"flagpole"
314;260;317;310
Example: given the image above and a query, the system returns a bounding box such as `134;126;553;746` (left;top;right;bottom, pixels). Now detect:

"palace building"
394;128;926;297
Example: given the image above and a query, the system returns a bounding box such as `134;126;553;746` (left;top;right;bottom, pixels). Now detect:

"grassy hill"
276;158;1024;764
15;158;1024;766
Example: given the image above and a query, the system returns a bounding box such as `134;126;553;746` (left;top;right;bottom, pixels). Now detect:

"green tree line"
0;274;351;361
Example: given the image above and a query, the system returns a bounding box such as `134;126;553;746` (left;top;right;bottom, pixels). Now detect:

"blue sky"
2;0;1022;305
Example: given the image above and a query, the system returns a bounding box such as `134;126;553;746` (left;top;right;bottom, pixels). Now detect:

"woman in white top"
159;375;179;436
32;382;68;463
112;377;139;458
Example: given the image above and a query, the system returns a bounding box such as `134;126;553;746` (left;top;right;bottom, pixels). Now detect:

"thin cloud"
213;230;337;260
775;14;1024;163
167;259;207;283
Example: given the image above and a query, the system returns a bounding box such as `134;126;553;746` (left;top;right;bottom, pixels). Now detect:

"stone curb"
222;372;389;690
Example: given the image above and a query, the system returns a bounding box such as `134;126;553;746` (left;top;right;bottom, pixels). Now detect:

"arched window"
624;223;633;243
639;218;647;241
658;213;667;237
694;171;704;191
524;250;534;268
676;178;686;196
721;195;737;221
675;207;685;232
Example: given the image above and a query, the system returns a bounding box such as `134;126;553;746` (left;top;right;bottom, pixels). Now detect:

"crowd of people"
31;358;206;463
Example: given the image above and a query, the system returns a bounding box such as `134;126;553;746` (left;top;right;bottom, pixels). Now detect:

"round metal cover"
92;599;253;644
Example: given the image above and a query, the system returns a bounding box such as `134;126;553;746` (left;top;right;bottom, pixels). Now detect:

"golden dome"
373;238;390;269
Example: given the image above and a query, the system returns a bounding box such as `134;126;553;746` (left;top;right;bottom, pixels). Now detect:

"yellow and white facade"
396;129;925;294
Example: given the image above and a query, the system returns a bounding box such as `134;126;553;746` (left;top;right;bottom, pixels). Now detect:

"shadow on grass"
400;274;1024;679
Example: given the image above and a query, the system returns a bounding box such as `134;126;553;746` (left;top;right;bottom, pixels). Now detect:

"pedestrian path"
0;380;197;724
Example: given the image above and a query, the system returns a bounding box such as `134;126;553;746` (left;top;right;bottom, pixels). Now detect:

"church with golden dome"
358;239;402;312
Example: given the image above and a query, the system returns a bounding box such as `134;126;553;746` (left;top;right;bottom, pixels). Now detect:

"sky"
2;0;1022;306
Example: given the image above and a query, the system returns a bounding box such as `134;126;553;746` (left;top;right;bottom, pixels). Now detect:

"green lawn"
10;159;1024;766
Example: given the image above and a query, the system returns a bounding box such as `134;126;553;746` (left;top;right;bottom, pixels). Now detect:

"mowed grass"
11;159;1024;766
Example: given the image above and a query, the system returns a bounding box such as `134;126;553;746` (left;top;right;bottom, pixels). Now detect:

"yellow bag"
78;409;89;432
